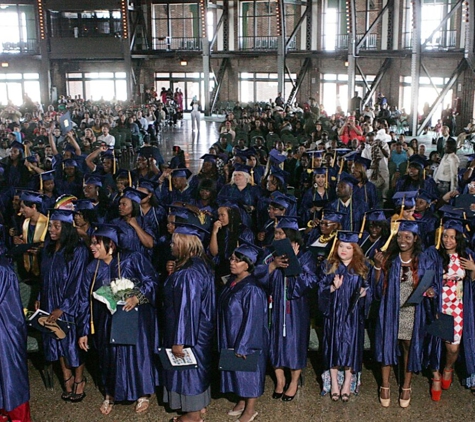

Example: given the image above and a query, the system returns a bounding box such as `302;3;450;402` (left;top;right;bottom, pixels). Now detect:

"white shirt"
97;134;115;148
433;152;459;191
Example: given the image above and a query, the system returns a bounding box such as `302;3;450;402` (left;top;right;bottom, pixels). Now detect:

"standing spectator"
436;125;455;157
433;139;460;196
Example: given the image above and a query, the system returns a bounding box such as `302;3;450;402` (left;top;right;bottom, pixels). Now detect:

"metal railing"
336;33;378;50
152;37;202;51
238;36;296;50
404;29;458;50
0;40;38;54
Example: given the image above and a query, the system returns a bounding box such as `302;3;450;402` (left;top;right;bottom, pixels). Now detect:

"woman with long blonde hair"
318;231;372;402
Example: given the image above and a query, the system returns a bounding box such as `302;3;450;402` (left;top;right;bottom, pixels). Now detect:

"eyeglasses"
320;221;335;227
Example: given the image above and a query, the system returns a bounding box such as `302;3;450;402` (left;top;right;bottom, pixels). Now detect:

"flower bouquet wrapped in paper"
93;278;137;314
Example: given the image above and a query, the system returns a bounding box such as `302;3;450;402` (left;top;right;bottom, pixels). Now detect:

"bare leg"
380;365;391;400
274;367;286;393
231;399;246;413
239;398;257;422
341;368;352;397
178;410;202;421
73;364;86;395
330;367;340;398
284;369;301;396
443;343;460;376
400;340;412;400
59;357;74;394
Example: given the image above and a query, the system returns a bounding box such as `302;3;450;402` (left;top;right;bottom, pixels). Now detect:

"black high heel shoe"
282;385;297;402
70;378;87;403
272;383;288;399
61;375;74;401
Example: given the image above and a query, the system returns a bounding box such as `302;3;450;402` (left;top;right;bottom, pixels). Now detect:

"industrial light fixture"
180;59;188;66
344;61;349;67
121;0;128;38
37;0;46;40
1;63;8;68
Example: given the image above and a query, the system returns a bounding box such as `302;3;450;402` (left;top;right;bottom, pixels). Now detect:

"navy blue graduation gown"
218;274;269;398
299;188;333;225
162;257;216;396
158;184;196;207
373;251;434;372
217;183;259;226
111;217;156;260
353;181;379;209
326;198;369;232
414;211;438;247
39;242;90;366
395;176;438;199
358;233;387;262
263;251;317;369
0;258;29;412
141;205;166;240
318;263;372;372
78;251;159;401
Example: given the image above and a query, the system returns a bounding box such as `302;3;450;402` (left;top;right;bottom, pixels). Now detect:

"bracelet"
374;266;381;271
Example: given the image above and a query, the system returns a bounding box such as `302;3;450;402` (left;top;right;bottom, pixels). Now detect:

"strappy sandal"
135;397;150;414
61;375;74;401
379;386;390;407
331;392;340;402
441;368;454;390
100;399;114;415
70;378;87;403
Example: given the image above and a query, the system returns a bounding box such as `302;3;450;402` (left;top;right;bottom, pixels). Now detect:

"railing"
152;37;202;51
336;33;378;50
0;40;39;54
404;29;458;50
238;36;296;50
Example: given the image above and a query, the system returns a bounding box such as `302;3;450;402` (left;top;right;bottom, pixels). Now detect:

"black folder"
218;349;259;372
406;270;435;305
425;313;454;343
110;305;138;345
271;238;302;277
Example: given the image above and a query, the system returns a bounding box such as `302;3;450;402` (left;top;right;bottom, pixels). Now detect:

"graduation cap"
393;191;418;210
63;143;76;154
233;163;252;175
26;155;38;163
337;231;360;244
84;174;102;187
269;166;289;186
275;216;299;231
398;220;424;236
268;148;287;164
321;210;345;224
138;146;163;163
54;194;78;210
59;111;73;135
307;150;324;168
269;192;296;210
244;147;259;158
122;187;148;204
174;222;209;240
334;148;352;156
115;169;133;186
40;170;55;181
200;153;217;163
443;218;465;235
417;189;436;204
10;140;24;152
20;190;43;205
93;224;121;245
338;171;358;186
408;154;428;169
464;154;475;162
438;204;465;218
425;313;455;343
49;209;74;224
234;238;263;265
366;209;389;222
354;155;372;169
63;158;78;168
74;199;95;211
171;168;192;179
313;167;327;175
271;237;302;276
138;178;158;193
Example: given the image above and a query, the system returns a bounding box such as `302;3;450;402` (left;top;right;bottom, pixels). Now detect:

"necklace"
399;253;412;264
319;231;336;243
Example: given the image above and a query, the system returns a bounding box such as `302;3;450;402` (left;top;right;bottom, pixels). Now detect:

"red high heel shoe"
431;379;441;401
441;368;453;390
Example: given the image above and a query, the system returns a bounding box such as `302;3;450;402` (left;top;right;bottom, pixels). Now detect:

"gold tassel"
112;150;116;175
128;171;132;188
168;174;173;192
464;212;471;233
381;221;400;252
435;218;443;250
312;154;315;169
359;214;366;239
325;169;328;189
39;174;43;192
250;169;255;186
399;194;406;219
328;234;338;258
40;211;50;242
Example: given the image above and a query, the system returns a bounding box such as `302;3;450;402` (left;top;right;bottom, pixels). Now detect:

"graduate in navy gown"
73;199;97;245
358;209;389;262
424;220;475;401
162;222;215;422
218;243;269;422
318;231;372;401
350;157;379;209
326;173;368;232
0;256;31;422
82;174;111;224
77;225;159;416
264;217;317;401
158;168;196;207
394;155;438;199
38;209;90;402
372;220;436;408
111;187;155;260
299;167;334;226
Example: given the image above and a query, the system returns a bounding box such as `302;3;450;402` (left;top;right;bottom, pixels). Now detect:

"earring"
314;183;318;188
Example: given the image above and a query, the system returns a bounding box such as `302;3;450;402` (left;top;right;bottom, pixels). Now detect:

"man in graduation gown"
0;256;31;422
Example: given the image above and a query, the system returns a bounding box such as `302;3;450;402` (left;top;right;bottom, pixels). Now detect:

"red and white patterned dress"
442;253;465;344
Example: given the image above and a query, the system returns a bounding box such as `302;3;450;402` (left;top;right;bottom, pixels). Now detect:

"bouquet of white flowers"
93;277;138;314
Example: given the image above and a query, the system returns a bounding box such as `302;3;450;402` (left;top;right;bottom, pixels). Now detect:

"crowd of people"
2;96;475;422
